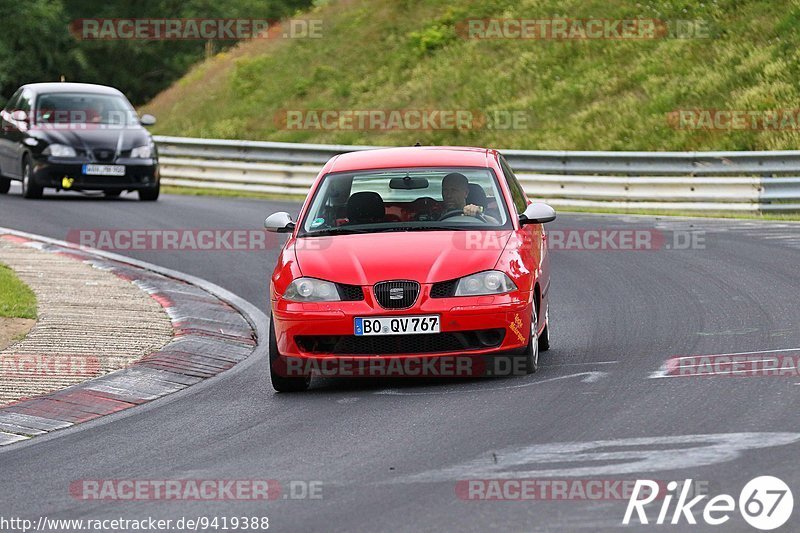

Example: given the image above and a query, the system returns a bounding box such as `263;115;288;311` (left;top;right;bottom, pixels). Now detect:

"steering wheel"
439;209;488;222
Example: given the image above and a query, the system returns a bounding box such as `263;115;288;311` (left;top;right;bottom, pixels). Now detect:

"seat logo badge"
389;287;404;300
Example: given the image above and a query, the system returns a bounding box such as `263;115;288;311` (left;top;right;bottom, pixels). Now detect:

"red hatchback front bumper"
271;286;533;378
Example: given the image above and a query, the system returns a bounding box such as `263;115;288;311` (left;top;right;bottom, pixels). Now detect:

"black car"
0;82;159;201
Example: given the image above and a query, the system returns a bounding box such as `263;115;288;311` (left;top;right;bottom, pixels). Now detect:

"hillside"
141;0;800;151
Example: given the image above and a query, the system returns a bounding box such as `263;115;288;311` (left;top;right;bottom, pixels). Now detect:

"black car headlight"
43;143;76;157
284;277;341;302
454;270;517;296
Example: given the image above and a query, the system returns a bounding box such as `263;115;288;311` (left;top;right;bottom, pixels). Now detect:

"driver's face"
442;182;468;210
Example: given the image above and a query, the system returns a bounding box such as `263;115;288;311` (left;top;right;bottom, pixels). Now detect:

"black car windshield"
34;93;137;126
298;167;511;236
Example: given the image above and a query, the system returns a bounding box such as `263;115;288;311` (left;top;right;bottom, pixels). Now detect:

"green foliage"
0;264;37;320
0;0;313;106
143;0;800;150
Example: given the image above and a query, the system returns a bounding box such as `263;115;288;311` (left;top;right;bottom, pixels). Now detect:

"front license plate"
83;164;125;176
355;315;440;336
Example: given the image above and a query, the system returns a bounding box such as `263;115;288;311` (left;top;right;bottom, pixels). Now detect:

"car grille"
295;329;505;355
336;283;364;301
93;149;116;162
430;279;458;298
373;280;419;309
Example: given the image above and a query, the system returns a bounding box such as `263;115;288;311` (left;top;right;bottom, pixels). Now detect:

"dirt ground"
0;318;35;351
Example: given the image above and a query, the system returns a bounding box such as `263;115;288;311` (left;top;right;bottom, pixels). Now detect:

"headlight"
43;143;76;157
130;144;152;158
454;270;517;296
283;277;341;302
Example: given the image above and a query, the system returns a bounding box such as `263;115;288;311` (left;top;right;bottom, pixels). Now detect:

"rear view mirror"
140;114;157;126
264;212;296;233
519;203;556;225
389;176;429;190
10;110;28;122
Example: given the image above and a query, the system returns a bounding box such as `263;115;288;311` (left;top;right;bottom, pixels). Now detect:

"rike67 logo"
624;476;793;530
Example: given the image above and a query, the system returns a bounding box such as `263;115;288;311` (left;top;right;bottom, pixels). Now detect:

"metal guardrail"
154;135;800;212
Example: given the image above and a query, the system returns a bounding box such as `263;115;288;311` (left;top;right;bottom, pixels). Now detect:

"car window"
499;156;528;214
34;92;136;125
299;167;512;235
17;91;32;114
3;89;22;112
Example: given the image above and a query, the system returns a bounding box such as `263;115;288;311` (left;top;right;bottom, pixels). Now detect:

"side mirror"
140;114;157;126
10;110;28;122
519;203;556;225
264;212;296;233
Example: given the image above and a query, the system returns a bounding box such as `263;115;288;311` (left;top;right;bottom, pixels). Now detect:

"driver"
441;172;482;218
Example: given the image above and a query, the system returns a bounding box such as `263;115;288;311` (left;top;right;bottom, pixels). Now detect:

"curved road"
2;186;800;531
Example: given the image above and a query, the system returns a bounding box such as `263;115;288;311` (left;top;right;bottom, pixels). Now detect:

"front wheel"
269;315;310;392
538;304;550;352
21;159;43;199
0;176;10;194
138;184;159;201
516;306;539;374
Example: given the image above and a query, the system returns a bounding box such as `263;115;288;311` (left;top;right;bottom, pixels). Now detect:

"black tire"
138;184;160;201
0;177;10;194
21;158;43;199
538;304;550;352
269;315;310;392
517;306;539;374
104;190;122;198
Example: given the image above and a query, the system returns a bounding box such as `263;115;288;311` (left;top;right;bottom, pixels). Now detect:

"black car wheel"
538;304;550;352
138;183;160;202
517;305;539;374
0;176;10;194
269;314;311;392
21;159;43;199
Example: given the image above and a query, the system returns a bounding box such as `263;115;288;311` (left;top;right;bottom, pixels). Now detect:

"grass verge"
0;263;37;319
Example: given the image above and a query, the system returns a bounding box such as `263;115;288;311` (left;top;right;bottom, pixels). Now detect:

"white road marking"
395;432;800;482
374;371;608;396
540;360;619;367
649;347;800;379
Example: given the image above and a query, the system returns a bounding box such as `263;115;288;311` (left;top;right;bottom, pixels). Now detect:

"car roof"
327;146;497;173
21;83;125;97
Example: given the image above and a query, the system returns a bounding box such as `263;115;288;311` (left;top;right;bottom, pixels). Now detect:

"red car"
264;147;556;391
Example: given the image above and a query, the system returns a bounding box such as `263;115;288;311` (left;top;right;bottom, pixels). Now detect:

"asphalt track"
2;185;800;532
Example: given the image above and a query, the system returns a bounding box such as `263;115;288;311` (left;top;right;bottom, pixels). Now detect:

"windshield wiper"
301;227;376;237
369;225;467;233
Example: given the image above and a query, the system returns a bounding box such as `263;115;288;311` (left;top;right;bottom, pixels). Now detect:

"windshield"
34;92;137;126
298;167;511;236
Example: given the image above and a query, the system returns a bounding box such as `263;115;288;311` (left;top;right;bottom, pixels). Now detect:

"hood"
32;125;151;153
292;230;512;285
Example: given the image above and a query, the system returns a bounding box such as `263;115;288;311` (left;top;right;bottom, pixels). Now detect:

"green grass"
142;0;800;151
0;264;37;319
162;185;306;202
560;206;800;221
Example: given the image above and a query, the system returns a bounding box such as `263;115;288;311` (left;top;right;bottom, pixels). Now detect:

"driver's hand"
463;204;483;217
